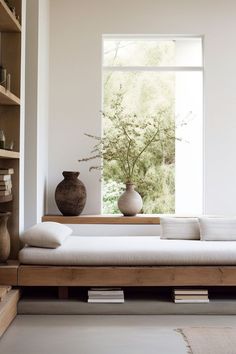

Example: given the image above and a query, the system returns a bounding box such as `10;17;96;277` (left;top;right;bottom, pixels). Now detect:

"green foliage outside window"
102;86;176;214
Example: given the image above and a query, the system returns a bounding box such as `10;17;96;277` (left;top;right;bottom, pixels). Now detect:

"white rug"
177;327;236;354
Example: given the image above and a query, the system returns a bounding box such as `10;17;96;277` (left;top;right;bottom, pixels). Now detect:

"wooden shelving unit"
0;0;21;32
0;0;23;259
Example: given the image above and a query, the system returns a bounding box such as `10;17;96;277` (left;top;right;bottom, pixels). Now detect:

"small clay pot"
0;212;11;263
55;171;87;216
118;183;143;216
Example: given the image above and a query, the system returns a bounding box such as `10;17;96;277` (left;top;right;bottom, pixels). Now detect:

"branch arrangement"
78;91;181;184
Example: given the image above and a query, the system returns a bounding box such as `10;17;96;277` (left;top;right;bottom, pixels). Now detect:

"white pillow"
21;222;72;248
199;217;236;241
160;217;200;240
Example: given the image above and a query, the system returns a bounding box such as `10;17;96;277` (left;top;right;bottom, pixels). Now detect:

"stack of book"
0;286;11;301
88;288;124;303
0;168;14;199
173;289;209;303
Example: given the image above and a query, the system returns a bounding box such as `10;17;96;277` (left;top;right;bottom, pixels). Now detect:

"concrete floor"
1;315;236;354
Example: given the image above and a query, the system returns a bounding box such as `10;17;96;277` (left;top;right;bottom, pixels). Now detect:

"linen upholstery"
199;217;236;241
160;217;200;240
21;222;72;248
19;236;236;265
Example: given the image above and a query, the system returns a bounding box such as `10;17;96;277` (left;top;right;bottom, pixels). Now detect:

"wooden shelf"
0;149;20;159
0;85;20;105
0;0;21;32
0;194;12;203
42;214;161;224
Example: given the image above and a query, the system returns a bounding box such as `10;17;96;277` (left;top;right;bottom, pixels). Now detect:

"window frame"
101;35;204;214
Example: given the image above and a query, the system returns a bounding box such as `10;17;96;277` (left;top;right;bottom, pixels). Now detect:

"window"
102;36;203;214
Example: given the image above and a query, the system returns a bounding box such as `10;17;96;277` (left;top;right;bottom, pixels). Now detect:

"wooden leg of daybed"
58;286;69;299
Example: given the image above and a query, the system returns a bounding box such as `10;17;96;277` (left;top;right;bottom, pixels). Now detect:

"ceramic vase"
118;183;143;216
0;212;11;262
55;171;87;216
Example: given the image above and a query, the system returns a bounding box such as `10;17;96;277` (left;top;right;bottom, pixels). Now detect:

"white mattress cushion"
19;236;236;266
160;217;200;240
21;222;72;248
199;217;236;241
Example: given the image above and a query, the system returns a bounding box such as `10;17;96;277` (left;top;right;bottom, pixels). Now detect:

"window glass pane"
103;38;202;67
175;71;203;214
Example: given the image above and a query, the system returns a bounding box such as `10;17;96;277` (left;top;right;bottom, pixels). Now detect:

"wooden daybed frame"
4;215;236;288
17;265;236;287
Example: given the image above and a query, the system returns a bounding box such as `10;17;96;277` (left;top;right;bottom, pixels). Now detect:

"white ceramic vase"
118;183;143;216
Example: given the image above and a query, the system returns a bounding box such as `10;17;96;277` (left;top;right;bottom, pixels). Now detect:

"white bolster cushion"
160;217;200;240
21;222;72;248
199;217;236;241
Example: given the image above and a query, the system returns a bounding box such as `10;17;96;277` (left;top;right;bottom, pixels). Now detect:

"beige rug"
176;327;236;354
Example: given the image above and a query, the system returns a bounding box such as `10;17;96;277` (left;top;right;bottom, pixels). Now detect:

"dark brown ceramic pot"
55;171;87;216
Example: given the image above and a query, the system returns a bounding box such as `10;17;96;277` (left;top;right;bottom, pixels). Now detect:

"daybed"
18;236;236;287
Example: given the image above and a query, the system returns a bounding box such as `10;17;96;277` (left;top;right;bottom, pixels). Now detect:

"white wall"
45;0;236;220
24;0;49;228
37;0;50;220
19;0;26;232
24;0;38;228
